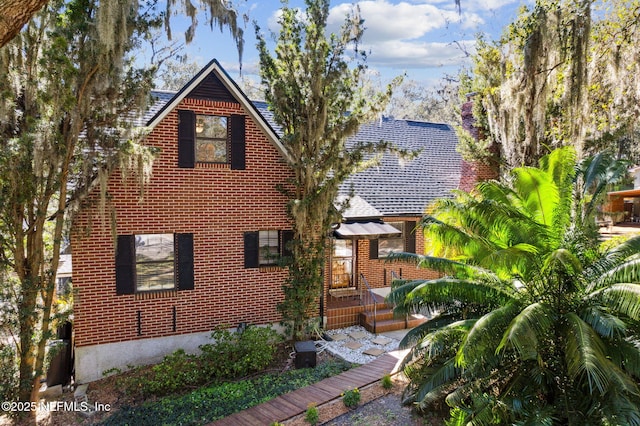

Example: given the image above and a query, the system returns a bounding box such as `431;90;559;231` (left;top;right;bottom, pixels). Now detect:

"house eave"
145;59;292;164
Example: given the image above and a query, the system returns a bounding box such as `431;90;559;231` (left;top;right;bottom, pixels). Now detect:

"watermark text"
2;400;111;413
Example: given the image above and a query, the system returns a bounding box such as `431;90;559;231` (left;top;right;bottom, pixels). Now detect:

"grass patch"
100;360;353;425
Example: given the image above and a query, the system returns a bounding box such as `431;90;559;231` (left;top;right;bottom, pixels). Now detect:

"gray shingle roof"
144;95;461;218
341;118;461;216
133;90;176;127
252;102;461;217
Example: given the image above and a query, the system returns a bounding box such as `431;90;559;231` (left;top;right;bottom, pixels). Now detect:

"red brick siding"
458;160;499;193
355;217;439;289
72;98;294;347
459;99;499;192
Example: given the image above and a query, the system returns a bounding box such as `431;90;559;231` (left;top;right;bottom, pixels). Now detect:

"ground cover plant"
118;325;282;397
389;148;640;424
100;359;353;426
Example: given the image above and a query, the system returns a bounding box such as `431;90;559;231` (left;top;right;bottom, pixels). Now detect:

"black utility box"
294;340;317;369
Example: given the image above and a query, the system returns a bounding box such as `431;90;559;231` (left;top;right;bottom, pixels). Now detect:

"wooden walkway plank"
209;350;407;426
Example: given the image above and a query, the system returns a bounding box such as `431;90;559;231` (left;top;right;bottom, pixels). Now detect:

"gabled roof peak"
142;59;291;163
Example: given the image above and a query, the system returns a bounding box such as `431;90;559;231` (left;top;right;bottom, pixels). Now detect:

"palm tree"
388;148;640;425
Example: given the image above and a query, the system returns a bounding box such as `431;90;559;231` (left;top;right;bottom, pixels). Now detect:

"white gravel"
316;326;401;364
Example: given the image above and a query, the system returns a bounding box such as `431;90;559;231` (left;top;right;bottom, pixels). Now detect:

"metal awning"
334;222;402;239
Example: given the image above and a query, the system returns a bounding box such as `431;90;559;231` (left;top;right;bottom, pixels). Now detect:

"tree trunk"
0;0;49;47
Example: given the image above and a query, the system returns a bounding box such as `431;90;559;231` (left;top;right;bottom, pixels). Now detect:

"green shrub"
341;388;360;408
0;344;17;402
120;325;282;397
305;403;319;425
381;374;393;390
121;349;202;397
199;325;282;379
102;359;353;426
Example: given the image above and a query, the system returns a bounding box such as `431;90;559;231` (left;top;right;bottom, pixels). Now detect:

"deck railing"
360;273;378;333
390;270;408;328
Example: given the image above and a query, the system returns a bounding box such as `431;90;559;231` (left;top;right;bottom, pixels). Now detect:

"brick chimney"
458;94;499;192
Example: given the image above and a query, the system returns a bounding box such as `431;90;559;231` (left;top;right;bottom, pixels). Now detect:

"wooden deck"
210;350;407;426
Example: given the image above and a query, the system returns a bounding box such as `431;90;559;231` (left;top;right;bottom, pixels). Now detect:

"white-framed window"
378;222;405;257
135;234;175;291
259;230;280;266
195;115;228;163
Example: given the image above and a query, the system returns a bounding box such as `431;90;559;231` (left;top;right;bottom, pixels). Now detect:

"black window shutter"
244;231;259;268
406;221;417;254
230;114;246;170
178;110;195;168
280;230;295;259
369;239;379;260
176;233;194;290
115;235;135;295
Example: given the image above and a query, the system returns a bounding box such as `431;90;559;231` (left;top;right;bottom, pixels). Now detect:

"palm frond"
588;258;640;292
511;167;559;227
457;302;521;367
606;337;640;378
398;313;462;349
563;313;611;395
395;278;515;314
541;248;583;278
579;306;627;339
578;152;630;222
385;251;487;279
589;235;640;278
412;357;461;408
497;302;554;360
398;319;474;373
596;388;640;426
480;243;541;279
588;283;640;321
422;215;494;260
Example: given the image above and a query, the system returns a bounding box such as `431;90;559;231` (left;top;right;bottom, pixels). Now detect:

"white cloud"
365;39;476;68
410;0;524;12
327;1;482;42
259;0;507;80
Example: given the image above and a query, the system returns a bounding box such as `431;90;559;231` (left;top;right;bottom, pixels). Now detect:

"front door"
331;239;354;290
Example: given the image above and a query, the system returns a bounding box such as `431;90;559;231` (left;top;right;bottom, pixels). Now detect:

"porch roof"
608;188;640;198
334;221;402;239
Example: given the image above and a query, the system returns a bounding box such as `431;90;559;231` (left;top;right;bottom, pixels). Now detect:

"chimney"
458;93;499;192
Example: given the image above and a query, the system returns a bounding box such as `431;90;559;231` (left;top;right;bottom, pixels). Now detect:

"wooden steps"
359;305;426;333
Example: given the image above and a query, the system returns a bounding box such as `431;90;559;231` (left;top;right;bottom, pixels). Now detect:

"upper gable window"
195;115;228;163
178;110;245;170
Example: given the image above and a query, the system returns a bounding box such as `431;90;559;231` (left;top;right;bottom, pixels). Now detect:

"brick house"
71;60;295;382
71;59;481;382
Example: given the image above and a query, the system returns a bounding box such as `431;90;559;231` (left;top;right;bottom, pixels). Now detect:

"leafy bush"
381;374;393;390
120;325;282;397
200;325;282;379
305;403;319;425
341;388;360;408
0;344;17;402
102;360;353;426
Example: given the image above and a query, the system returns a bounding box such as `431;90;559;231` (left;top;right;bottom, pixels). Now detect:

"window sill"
259;265;283;272
196;162;230;169
135;290;178;300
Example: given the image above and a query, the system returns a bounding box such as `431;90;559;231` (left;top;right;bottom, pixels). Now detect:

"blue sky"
158;0;529;87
